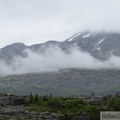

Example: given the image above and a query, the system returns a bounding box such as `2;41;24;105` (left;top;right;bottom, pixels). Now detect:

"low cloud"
0;46;120;76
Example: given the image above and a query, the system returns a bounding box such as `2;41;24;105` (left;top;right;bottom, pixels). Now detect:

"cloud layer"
0;0;120;48
1;46;120;76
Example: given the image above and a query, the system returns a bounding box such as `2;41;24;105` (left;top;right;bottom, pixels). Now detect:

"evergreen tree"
29;92;34;104
34;94;39;103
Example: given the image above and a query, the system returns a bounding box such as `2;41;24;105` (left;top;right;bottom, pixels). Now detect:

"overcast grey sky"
0;0;120;48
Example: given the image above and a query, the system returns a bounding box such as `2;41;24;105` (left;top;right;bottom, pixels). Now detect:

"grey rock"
72;115;89;120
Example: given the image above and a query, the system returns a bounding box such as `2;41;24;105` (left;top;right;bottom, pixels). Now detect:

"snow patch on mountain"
82;33;91;38
96;47;101;52
73;43;77;45
98;39;104;45
92;39;105;51
67;33;81;41
96;47;101;50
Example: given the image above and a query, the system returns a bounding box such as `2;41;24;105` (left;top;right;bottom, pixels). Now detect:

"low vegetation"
25;93;120;120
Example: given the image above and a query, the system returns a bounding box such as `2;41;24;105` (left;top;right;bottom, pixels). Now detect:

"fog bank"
0;46;120;75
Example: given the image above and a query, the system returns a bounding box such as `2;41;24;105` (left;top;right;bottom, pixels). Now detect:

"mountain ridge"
1;31;120;63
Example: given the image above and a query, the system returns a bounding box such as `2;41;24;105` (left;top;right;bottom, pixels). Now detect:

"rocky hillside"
0;69;120;96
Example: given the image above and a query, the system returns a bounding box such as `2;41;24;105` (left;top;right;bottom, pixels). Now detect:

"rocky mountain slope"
0;69;120;96
1;32;120;63
65;32;120;59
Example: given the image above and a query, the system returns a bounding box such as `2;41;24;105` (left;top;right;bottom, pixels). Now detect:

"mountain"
64;32;120;60
0;43;28;63
1;32;120;96
1;31;120;63
0;69;120;96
